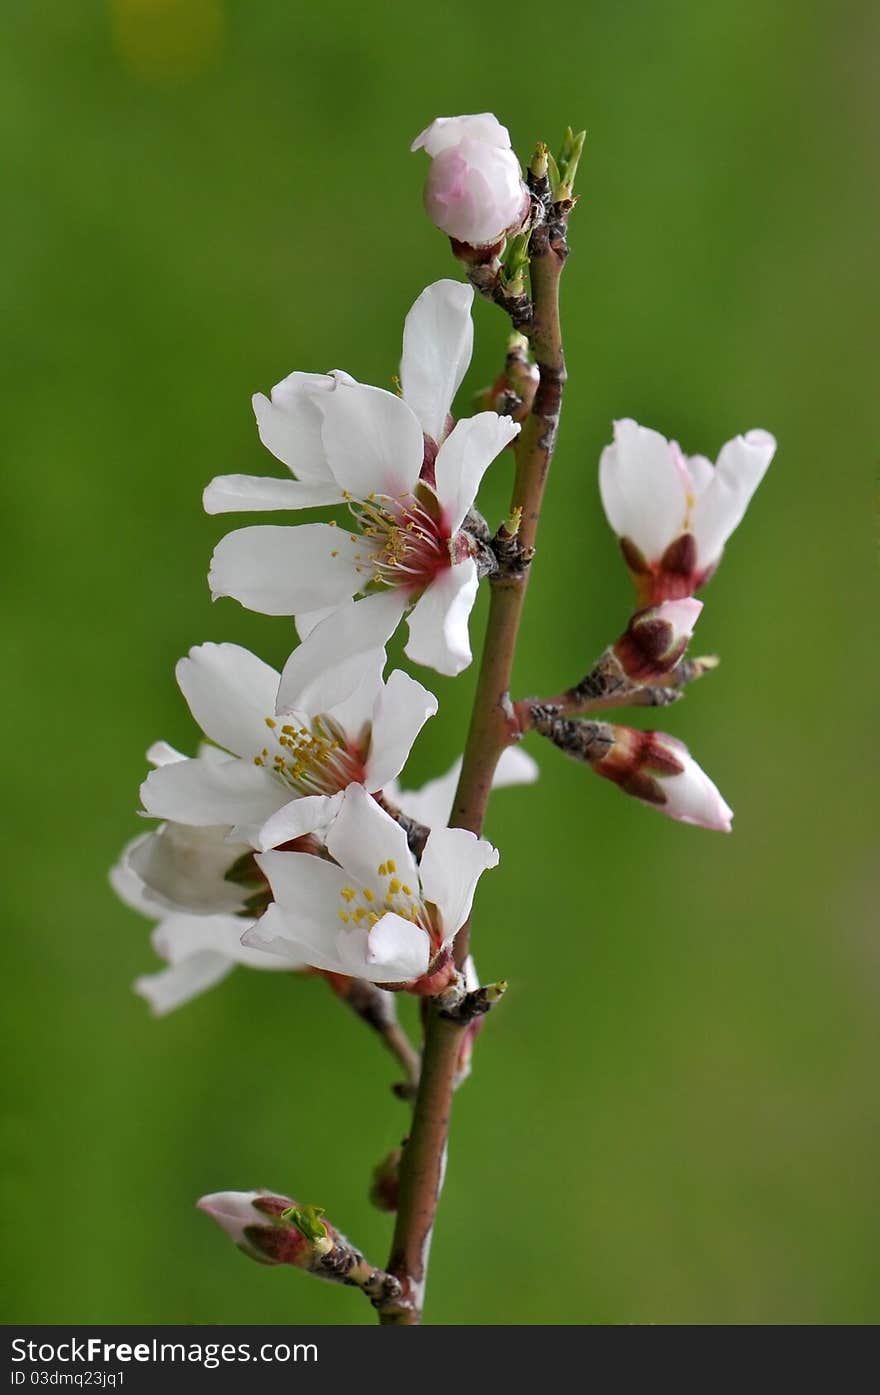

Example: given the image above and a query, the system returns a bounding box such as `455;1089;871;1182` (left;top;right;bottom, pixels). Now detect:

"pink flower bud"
593;728;733;831
412;113;530;249
614;598;703;682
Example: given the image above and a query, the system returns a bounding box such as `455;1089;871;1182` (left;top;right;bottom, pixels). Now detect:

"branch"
379;158;572;1325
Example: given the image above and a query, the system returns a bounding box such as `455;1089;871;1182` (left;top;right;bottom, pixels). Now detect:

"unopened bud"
592;727;733;831
614;599;702;682
412;113;530;250
197;1190;401;1302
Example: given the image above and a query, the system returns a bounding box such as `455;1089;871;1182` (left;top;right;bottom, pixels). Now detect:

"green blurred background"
2;0;876;1325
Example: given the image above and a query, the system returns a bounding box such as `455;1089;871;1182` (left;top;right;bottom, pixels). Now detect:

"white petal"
294;607;336;640
599;419;689;561
276;592;403;719
251;855;358;970
364;913;431;981
243;902;348;975
140;756;288;829
134;951;234;1016
208;524;363;616
493;745;540;789
176;642;279;758
689;430;776;569
388;763;460;830
252;372;337;482
110;836;156;916
404;557;479;676
127;823;252;915
682;452;715;496
325;783;419;893
251;791;343;854
203;474;342;514
400;280;474;442
419;825;499;943
151;912;294;971
317;380;425;498
364;670;438;791
657;754;734;832
433;412;520;533
411;113;511;156
146;741;187;766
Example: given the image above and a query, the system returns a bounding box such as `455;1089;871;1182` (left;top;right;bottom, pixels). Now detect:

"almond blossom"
599;418;776;602
139;616;437;855
245;783;498;986
110;847;294;1016
592;727;733;831
411;113;530;248
205;280;519;676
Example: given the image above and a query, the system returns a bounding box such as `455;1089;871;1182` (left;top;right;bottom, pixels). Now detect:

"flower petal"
134;951;234;1016
203;474;342;515
411;113;512;156
140;756;288;829
252;372;338;482
364;670;438;791
419;825;499;943
364;913;431;981
146;740;187;766
151;912;295;971
110;836;157;916
276;591;404;720
208;524;363;616
400;280;474;443
325;783;419;894
251;791;344;854
493;745;540;790
599;419;689;562
243;901;349;975
404;557;479;676
127;822;252;914
317;380;425;498
176;642;279;758
433;412;520;533
689;430;776;569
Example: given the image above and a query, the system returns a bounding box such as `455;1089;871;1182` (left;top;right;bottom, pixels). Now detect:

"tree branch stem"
377;205;570;1325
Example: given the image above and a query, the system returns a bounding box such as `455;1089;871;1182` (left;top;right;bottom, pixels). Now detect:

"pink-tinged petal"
404;557;479;676
252;372;339;482
208;524;363;616
433;412;520;533
251;792;344;854
364;913;432;981
599;419;689;562
203;474;342;515
400;279;474;442
134;951;234;1016
653;597;703;643
276;591;404;719
196;1191;266;1246
364;670;438;791
140;756;288;829
423;142;528;246
689;430;776;569
176;642;279;758
657;753;733;832
325;783;419;894
411;113;512;156
418;825;499;943
317;379;424;498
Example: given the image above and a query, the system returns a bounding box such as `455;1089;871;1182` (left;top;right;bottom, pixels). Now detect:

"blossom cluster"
112;111;775;1020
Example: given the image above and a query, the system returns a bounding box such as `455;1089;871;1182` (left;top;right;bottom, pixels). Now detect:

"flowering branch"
378;142;574;1326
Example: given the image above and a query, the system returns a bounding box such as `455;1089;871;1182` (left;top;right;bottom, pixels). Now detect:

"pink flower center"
254;715;366;797
347;486;451;593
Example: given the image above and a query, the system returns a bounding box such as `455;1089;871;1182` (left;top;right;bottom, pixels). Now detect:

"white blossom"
244;783;498;985
205;280;519;676
599;418;775;600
